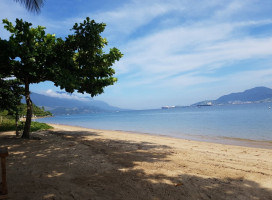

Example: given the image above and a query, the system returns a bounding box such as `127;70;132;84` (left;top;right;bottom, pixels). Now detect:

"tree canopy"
0;17;122;138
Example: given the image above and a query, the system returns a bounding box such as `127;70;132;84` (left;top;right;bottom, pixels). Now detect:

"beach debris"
175;182;183;187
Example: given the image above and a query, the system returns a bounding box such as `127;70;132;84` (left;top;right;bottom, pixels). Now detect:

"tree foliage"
0;77;24;112
0;18;122;138
52;18;121;95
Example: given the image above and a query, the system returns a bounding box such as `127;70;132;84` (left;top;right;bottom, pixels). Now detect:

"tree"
0;77;24;136
14;0;44;14
1;18;57;138
0;18;122;138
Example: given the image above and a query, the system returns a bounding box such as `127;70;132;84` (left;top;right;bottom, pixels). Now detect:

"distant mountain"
22;92;123;115
216;87;272;103
192;86;272;106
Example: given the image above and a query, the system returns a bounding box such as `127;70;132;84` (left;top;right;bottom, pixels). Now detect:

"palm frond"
14;0;44;14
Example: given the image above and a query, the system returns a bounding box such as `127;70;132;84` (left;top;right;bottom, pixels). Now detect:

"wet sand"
0;124;272;199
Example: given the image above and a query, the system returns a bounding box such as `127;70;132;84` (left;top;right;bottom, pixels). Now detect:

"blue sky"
1;0;272;109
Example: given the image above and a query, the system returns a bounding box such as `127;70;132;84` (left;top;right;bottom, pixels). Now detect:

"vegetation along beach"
1;0;272;200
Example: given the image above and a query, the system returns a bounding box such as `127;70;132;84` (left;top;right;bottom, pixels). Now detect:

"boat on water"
161;106;175;109
197;101;213;107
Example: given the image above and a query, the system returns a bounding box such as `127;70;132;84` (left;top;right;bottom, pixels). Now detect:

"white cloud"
213;1;245;20
220;68;272;89
92;0;181;36
45;89;89;102
116;20;272;82
2;0;272;109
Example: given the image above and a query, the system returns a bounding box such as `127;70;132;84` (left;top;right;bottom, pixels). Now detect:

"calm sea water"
37;103;272;142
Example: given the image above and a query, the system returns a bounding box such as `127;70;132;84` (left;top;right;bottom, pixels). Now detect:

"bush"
0;118;16;131
0;118;53;132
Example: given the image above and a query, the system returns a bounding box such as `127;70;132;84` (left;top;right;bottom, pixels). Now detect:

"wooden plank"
0;194;8;199
0;148;8;157
1;157;7;195
0;148;8;196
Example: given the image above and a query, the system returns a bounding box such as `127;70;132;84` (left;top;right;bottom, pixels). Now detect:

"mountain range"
23;86;272;113
192;86;272;106
22;92;123;115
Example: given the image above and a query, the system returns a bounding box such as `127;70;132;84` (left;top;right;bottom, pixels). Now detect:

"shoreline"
1;123;272;199
20;115;53;122
47;122;272;150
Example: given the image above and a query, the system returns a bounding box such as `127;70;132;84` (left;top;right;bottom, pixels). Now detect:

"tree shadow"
0;130;271;200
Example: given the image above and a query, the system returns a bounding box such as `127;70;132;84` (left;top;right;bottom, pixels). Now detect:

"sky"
1;0;272;109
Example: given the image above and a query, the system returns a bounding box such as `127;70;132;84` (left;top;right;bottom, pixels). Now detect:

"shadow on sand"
0;130;271;200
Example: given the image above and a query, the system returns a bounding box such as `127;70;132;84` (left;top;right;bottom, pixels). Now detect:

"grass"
0;118;53;132
30;121;53;132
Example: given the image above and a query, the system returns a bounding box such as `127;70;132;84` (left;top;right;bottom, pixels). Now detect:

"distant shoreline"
20;115;52;122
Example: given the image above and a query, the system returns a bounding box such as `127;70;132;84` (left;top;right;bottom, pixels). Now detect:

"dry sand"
0;124;272;200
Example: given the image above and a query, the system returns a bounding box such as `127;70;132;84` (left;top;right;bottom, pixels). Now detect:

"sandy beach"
0;124;272;200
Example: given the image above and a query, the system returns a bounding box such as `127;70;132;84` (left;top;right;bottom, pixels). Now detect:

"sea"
37;103;272;147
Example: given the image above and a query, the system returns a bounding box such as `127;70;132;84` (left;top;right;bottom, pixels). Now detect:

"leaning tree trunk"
22;80;32;139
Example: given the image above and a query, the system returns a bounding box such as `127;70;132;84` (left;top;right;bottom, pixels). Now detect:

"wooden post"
0;148;8;197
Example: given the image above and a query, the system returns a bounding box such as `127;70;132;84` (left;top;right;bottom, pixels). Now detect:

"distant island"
162;86;272;109
23;92;125;115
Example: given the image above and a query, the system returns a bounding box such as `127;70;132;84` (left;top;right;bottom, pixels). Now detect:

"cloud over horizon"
45;90;90;102
1;0;272;109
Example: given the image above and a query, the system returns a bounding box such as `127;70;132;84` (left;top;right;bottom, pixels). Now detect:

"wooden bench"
0;148;8;199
